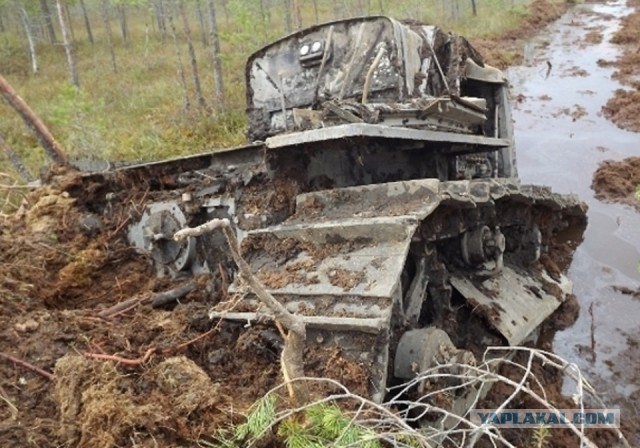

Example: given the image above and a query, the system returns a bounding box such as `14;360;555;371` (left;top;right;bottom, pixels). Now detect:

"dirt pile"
54;355;224;447
0;182;248;446
0;177;376;447
591;157;640;211
601;0;640;132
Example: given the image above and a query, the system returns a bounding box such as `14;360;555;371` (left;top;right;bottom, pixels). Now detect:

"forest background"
0;0;554;181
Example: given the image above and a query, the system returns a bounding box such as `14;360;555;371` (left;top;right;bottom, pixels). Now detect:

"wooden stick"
98;296;144;319
174;219;305;336
151;281;197;308
0;352;54;381
174;218;309;405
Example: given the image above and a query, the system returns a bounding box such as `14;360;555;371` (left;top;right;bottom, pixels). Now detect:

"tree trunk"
0;134;34;182
100;0;117;72
333;0;343;19
283;0;292;33
293;0;302;30
178;0;207;110
154;0;167;40
19;8;38;75
40;0;57;44
207;0;224;103
64;1;75;41
471;0;477;16
0;74;67;165
56;0;79;87
195;0;208;47
118;3;128;44
0;8;5;33
311;0;318;24
79;0;94;44
168;9;191;110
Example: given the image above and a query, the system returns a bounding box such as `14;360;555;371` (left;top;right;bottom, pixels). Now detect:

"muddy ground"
508;0;640;445
600;0;640;131
591;0;640;210
0;1;636;448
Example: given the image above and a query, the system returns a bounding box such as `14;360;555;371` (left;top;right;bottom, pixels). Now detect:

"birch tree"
207;0;224;103
195;0;208;47
117;2;128;44
100;0;117;72
19;7;38;74
39;0;56;44
178;0;207;110
168;7;190;110
78;0;93;44
56;0;79;87
152;0;166;41
283;0;292;33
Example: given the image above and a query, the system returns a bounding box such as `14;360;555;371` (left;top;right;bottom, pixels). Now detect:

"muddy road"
507;0;640;438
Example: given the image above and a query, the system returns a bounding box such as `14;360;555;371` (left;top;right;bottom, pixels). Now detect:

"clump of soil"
602;89;640;133
584;29;603;45
552;104;588;121
591;157;640;211
601;0;640;131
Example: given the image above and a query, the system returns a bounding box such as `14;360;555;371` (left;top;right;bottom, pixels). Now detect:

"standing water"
507;0;640;434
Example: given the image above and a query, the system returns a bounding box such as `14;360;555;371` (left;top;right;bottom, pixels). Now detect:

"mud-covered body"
74;17;587;404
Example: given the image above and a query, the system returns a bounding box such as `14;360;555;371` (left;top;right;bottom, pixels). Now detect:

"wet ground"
507;0;640;438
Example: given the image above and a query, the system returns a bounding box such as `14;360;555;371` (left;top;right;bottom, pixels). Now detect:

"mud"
592;157;640;211
601;0;640;131
0;182;367;447
473;0;571;69
507;0;640;444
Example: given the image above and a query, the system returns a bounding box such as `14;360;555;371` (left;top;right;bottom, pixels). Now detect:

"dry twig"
0;352;55;381
175;218;309;405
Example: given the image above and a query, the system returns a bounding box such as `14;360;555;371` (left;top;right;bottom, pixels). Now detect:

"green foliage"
0;0;562;182
530;425;551;448
235;394;277;440
635;184;640;201
209;396;384;448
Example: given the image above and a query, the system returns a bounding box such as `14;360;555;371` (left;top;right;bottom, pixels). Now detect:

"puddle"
506;0;640;426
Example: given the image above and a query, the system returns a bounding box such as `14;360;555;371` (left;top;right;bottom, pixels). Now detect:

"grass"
0;0;556;180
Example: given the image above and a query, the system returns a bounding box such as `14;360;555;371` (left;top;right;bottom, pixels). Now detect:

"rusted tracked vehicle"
78;17;586;403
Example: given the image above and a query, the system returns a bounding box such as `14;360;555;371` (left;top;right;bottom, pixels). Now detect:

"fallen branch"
0;352;55;381
151;281;197;308
175;218;309;405
98;296;145;319
174;219;304;335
